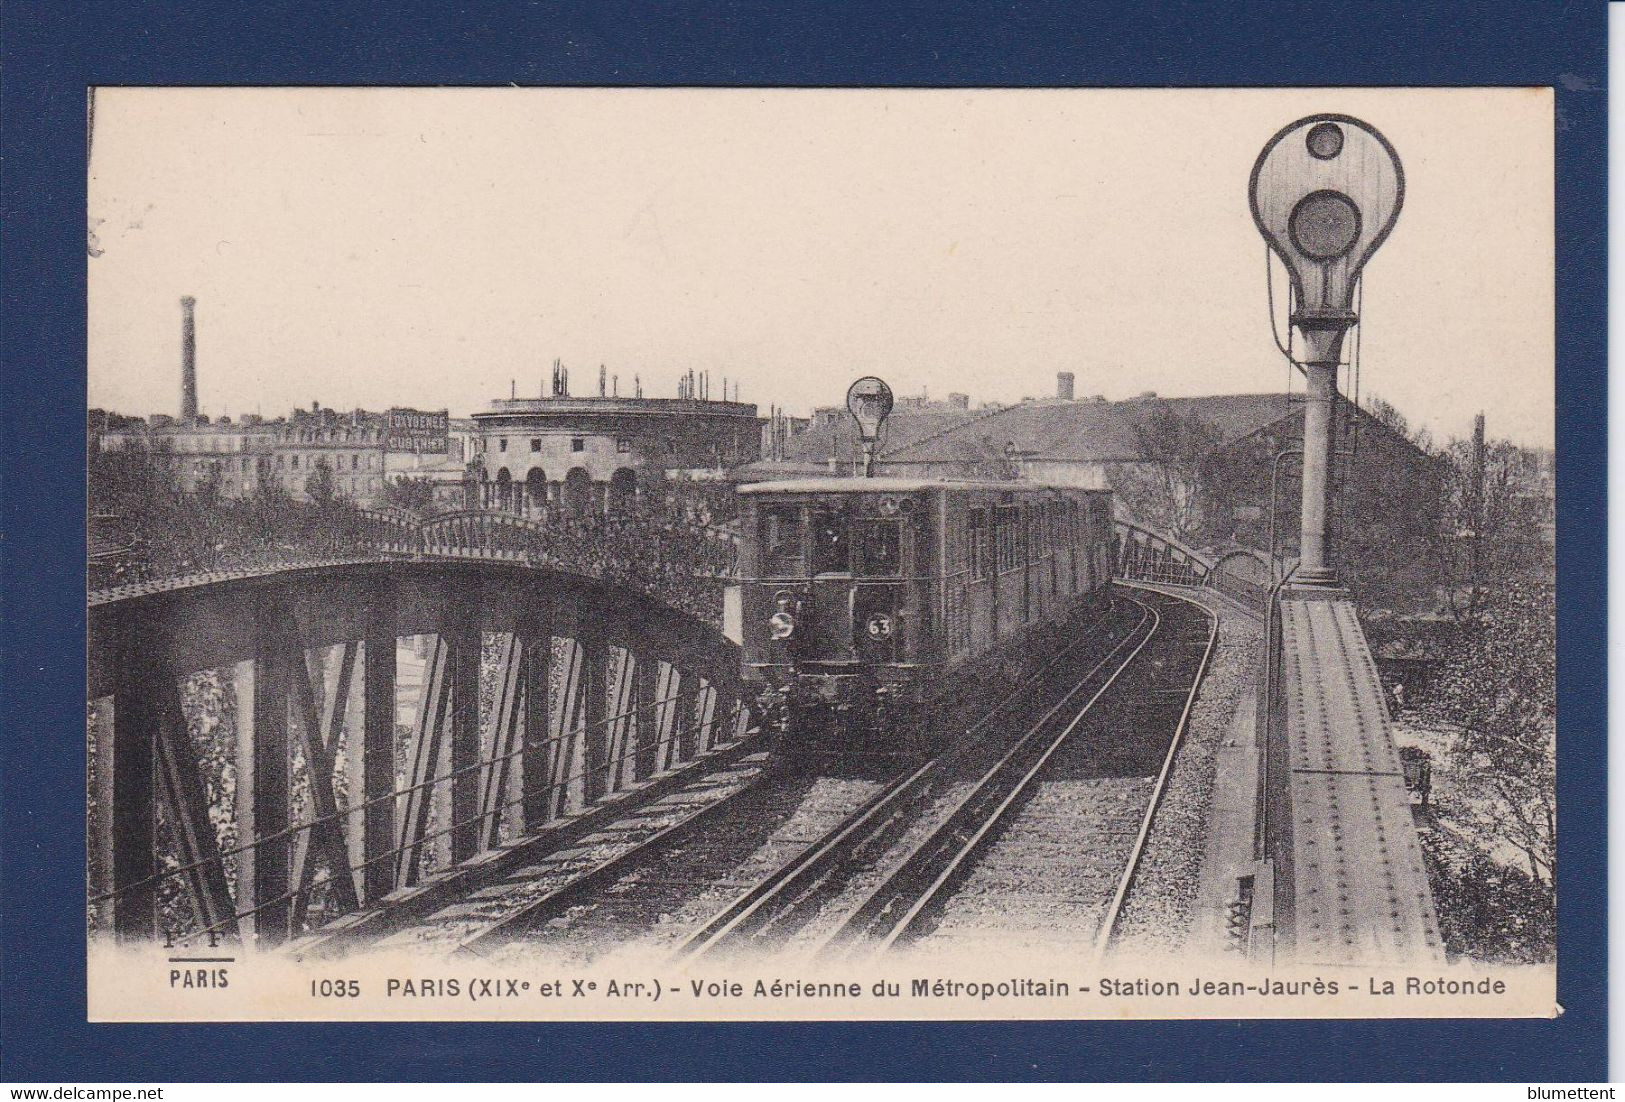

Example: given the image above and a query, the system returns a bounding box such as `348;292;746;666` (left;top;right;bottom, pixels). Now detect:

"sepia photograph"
83;86;1557;1022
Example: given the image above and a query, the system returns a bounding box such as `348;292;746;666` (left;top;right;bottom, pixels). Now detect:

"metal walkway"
1275;593;1443;964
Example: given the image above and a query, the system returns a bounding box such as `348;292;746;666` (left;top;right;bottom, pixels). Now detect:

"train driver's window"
810;509;850;574
856;520;901;576
761;506;802;574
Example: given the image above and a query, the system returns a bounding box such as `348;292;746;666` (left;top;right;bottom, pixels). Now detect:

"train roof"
736;476;1108;496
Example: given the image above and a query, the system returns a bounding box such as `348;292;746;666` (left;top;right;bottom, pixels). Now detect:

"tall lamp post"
1249;115;1403;588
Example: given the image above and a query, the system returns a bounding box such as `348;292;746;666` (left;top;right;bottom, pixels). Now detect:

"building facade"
94;403;460;507
468;394;762;513
95;415;279;499
266;406;389;502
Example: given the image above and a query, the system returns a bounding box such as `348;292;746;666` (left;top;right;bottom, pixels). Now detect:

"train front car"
738;478;938;755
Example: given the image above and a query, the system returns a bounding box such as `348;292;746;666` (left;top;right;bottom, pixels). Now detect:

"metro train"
736;477;1117;752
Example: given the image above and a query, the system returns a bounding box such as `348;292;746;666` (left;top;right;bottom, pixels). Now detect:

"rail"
1093;582;1221;958
676;597;1155;961
820;594;1164;958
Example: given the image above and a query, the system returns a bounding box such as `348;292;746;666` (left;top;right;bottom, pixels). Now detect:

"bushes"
1420;824;1554;964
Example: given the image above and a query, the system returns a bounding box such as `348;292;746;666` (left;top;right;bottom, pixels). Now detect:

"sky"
88;87;1554;447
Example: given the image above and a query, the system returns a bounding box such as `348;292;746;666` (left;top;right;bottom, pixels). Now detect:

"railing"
1207;549;1273;614
1112;520;1275;618
90;508;741;626
417;509;739;576
1113;519;1213;588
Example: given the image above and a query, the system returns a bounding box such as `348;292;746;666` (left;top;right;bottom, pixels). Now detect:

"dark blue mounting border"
0;0;1605;1082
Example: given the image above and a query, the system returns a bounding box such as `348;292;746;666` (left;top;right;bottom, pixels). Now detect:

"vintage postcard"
85;86;1556;1022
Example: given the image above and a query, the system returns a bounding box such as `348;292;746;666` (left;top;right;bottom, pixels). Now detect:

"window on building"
499;438;508;452
616;437;632;453
530;438;541;452
351;455;359;470
571;437;585;453
292;455;300;469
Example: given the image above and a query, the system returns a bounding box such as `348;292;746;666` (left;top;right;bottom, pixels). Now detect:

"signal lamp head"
1249;113;1403;360
1289;190;1362;261
845;376;895;445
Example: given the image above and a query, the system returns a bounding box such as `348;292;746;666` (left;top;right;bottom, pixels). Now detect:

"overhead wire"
1265;243;1300;371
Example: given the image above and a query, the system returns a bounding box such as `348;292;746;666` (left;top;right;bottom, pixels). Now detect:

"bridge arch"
563;467;592;514
525;466;547;509
608;467;638;514
1209;547;1272;609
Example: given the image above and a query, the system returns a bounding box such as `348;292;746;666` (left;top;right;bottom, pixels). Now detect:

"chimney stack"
1056;371;1075;401
180;296;198;424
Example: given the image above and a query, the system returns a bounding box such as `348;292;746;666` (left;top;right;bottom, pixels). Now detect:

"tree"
1167;396;1449;612
304;457;339;507
89;436;182;516
1418;578;1555;893
382;475;436;515
194;461;225;507
1438;435;1553;621
1109;402;1224;541
1331;412;1450;613
1363;393;1433;453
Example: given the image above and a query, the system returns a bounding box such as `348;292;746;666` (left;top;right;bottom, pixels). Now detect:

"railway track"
366;595;1149;961
828;584;1219;962
677;591;1171;962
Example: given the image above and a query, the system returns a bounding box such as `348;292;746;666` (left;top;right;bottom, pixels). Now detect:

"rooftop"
475;395;759;421
883;393;1310;465
737;475;1110;495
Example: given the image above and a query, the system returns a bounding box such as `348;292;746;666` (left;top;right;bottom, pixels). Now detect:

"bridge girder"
88;559;748;949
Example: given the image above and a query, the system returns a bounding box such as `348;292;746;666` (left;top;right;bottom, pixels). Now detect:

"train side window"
760;506;802;574
995;506;1019;572
810;509;850;574
856;520;901;576
968;508;987;577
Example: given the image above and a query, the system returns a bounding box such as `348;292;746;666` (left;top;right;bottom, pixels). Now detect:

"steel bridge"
88;511;748;949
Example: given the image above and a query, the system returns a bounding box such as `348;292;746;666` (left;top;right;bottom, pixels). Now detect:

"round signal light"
1288;189;1362;260
1305;121;1345;160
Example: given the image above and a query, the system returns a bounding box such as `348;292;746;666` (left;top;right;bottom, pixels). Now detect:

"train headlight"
769;590;799;641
